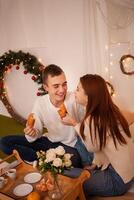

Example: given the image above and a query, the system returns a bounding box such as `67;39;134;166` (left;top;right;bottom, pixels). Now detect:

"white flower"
40;150;45;155
39;160;44;166
64;153;72;160
55;146;65;156
37;146;72;174
37;151;42;158
53;158;63;167
33;160;37;168
46;148;56;162
64;159;72;167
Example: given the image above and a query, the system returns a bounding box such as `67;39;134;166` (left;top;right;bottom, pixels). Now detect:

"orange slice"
58;103;67;118
27;113;35;128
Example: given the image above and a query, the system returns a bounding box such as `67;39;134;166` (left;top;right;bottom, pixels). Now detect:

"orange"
27;113;35;128
27;191;40;200
58;103;67;118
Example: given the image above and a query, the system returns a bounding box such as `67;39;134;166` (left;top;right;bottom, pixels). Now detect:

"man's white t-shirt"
25;92;84;147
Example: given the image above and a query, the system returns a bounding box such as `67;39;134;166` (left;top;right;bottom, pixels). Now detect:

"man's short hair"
42;64;63;84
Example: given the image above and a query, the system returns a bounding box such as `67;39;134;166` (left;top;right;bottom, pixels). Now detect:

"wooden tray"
0;150;90;200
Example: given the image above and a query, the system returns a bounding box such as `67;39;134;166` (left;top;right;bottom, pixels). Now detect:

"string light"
105;45;109;50
107;41;133;98
105;67;109;72
38;58;42;62
110;61;113;66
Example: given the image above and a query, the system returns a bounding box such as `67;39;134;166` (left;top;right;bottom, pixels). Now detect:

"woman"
62;74;134;197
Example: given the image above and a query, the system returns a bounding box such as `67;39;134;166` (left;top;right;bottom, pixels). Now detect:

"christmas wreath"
0;50;46;125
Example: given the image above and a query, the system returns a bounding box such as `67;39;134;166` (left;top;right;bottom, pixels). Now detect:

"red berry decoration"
31;76;36;81
37;92;41;96
23;70;28;74
16;65;20;70
5;67;8;71
0;81;3;88
8;64;12;69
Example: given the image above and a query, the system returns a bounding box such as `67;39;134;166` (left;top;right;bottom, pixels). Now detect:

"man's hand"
24;126;37;137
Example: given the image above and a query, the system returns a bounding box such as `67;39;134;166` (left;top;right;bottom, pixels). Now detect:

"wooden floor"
88;192;134;200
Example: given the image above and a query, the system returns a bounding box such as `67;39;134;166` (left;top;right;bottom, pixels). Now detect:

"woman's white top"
75;120;134;183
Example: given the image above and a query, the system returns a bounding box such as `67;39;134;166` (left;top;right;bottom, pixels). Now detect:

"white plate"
13;183;33;197
24;172;42;183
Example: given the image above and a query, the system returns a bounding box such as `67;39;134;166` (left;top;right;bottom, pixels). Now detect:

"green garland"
0;50;46;125
0;50;115;125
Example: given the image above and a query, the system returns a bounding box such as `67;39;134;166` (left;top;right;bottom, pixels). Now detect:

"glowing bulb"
118;43;121;46
105;67;108;72
110;61;113;66
38;58;42;62
110;53;113;57
112;93;115;97
110;75;113;79
105;45;109;50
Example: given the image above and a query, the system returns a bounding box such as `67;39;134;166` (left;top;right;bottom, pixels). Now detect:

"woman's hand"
61;114;78;126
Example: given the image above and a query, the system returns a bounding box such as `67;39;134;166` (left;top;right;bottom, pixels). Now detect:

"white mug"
0;177;7;188
6;169;16;180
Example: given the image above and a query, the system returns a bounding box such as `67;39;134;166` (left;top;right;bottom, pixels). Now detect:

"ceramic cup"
6;168;16;180
0;177;7;188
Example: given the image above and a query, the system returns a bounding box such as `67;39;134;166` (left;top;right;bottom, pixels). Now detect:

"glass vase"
47;173;63;200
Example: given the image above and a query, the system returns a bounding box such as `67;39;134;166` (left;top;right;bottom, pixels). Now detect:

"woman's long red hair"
80;74;131;149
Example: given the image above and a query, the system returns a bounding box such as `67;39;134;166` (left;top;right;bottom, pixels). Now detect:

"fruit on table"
36;178;54;192
27;191;40;200
46;178;54;190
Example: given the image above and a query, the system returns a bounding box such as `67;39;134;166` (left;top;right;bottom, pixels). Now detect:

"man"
1;64;92;167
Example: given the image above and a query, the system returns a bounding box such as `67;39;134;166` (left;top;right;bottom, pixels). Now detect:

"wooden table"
0;151;90;200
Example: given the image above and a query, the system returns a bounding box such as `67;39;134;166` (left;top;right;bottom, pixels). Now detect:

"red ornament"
31;76;36;81
8;64;12;69
0;81;3;88
23;70;28;74
5;67;8;71
37;92;41;96
16;65;20;70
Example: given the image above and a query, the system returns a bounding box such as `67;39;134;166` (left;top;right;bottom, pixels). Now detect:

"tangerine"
27;191;40;200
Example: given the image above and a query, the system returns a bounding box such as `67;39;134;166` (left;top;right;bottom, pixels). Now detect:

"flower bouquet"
36;146;72;199
36;145;72;174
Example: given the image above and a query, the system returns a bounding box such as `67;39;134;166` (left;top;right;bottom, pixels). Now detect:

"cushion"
0;114;24;137
0;115;24;158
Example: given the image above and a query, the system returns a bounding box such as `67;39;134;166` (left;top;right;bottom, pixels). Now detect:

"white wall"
109;17;134;112
0;0;87;118
0;0;134;118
